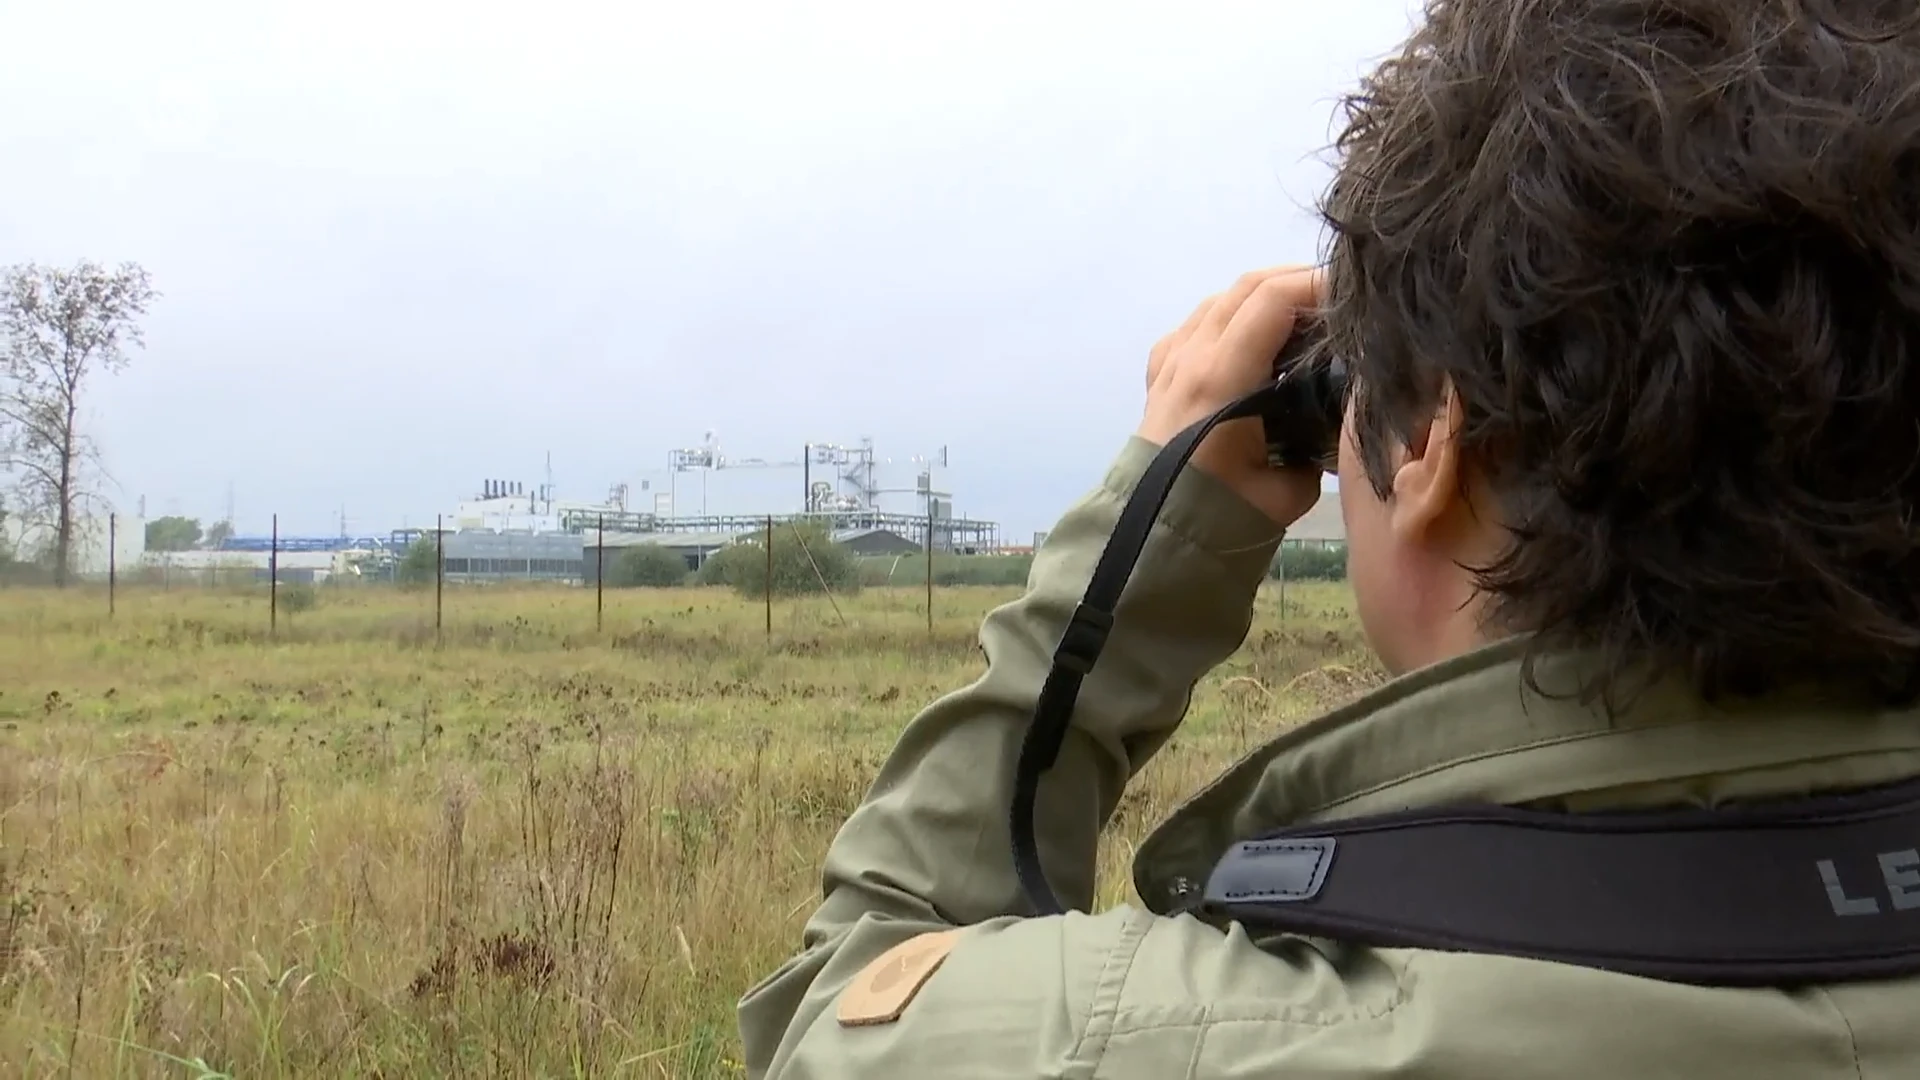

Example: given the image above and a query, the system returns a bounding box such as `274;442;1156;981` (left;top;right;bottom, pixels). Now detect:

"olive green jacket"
738;438;1920;1078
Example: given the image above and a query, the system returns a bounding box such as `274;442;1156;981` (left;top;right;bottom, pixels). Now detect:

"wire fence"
4;511;1351;639
31;513;1027;638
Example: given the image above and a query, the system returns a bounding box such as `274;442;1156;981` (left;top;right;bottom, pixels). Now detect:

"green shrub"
395;538;438;589
279;582;319;615
700;522;860;597
696;548;739;589
609;545;691;588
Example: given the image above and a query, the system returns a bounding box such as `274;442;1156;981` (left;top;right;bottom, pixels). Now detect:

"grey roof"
832;527;913;543
586;530;743;550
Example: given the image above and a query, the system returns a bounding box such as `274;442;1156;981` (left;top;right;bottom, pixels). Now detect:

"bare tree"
0;261;156;586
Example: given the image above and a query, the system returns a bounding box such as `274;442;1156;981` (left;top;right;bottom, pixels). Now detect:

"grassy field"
0;578;1380;1078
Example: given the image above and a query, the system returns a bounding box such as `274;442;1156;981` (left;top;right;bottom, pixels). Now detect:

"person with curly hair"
739;1;1920;1075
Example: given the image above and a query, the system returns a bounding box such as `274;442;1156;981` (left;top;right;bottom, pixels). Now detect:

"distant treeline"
853;543;1348;588
856;553;1034;588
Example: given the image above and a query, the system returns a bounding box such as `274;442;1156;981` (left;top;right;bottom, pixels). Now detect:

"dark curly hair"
1318;0;1920;704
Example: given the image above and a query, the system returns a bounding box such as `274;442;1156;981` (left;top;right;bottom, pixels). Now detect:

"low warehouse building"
832;527;921;556
581;530;740;582
442;530;585;584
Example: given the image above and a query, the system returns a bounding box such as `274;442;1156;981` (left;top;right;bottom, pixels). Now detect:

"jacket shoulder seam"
1101;944;1416;1038
1813;986;1867;1080
1067;908;1155;1068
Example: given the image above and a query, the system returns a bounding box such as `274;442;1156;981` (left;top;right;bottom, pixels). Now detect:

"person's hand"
1136;265;1327;528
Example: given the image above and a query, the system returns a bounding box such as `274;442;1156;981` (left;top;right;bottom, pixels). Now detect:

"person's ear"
1387;380;1466;546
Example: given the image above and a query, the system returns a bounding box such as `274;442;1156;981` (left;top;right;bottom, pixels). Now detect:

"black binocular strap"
1011;380;1290;917
1187;778;1920;987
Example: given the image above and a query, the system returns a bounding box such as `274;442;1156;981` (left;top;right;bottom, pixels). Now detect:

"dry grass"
0;578;1380;1078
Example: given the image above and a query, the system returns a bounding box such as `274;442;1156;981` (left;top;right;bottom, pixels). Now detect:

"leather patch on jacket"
836;929;963;1027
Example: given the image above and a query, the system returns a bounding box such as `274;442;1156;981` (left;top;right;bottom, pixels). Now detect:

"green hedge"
608;545;693;588
1269;544;1347;581
856;554;1034;588
852;547;1347;586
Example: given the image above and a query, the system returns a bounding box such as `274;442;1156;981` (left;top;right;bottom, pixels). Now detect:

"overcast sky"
1;0;1421;542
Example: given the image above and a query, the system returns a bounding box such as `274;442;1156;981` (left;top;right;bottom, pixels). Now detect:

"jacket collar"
1131;634;1920;913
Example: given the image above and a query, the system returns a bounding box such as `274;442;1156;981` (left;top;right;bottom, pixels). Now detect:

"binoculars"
1260;319;1348;470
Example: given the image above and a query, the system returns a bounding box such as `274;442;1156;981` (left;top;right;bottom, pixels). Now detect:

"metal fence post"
1278;546;1288;620
434;514;445;643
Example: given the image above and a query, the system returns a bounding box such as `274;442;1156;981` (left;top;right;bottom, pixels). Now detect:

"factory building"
380;438;1007;587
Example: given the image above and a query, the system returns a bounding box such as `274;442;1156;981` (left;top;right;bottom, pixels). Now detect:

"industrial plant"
149;435;1007;585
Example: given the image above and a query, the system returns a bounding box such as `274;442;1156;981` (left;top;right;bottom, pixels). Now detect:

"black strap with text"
1180;777;1920;987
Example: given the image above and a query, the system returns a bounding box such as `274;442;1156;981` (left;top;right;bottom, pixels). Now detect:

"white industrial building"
1;506;146;579
1285;498;1346;547
139;548;355;585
